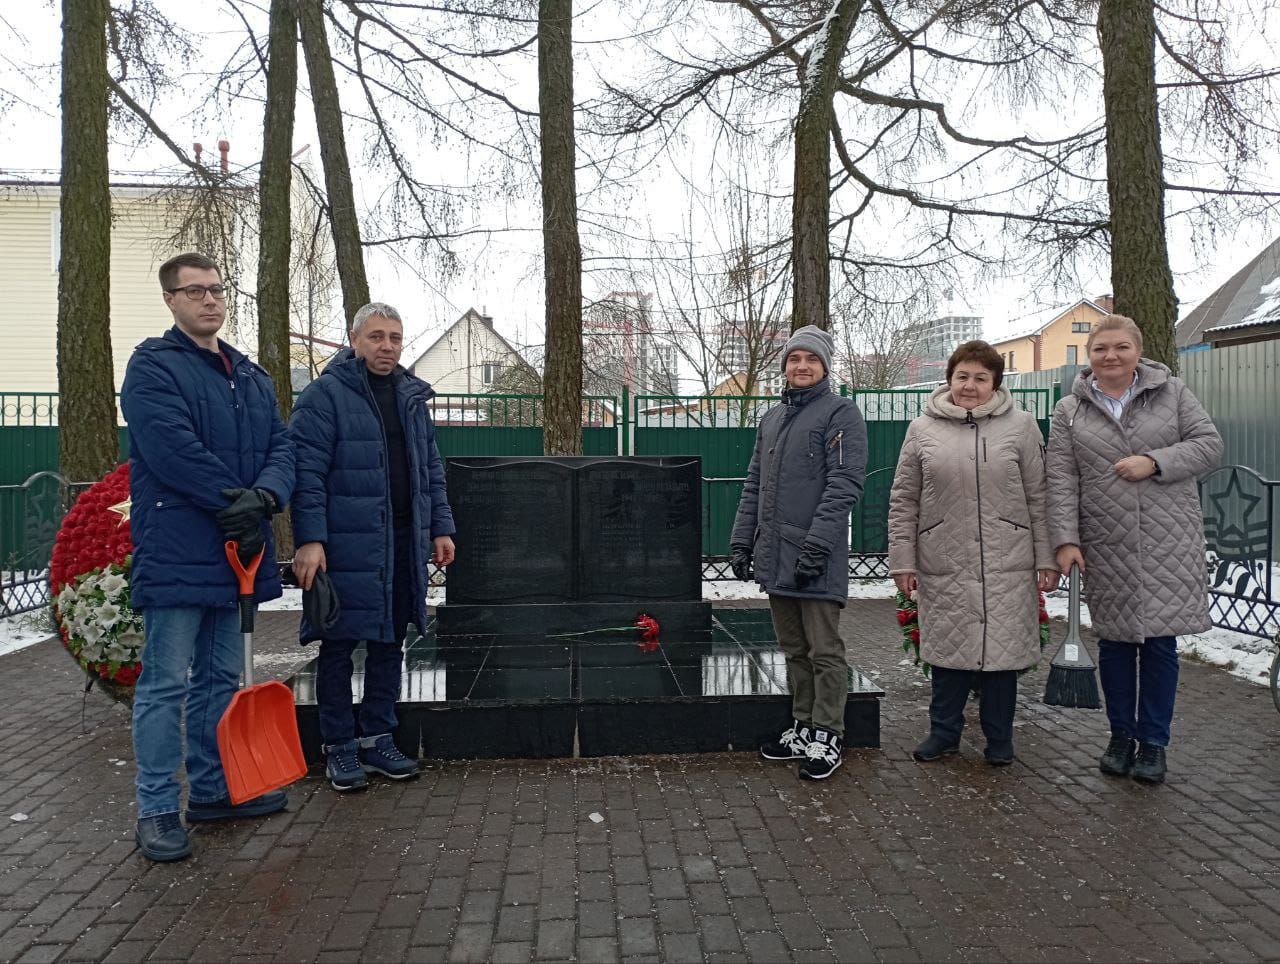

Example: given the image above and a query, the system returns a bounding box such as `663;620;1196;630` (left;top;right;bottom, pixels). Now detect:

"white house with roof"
408;308;537;393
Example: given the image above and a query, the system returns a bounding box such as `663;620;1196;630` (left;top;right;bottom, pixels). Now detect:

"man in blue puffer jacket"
120;252;295;862
290;302;456;792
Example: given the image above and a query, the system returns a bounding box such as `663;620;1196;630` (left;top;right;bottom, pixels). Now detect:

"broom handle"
1068;564;1081;638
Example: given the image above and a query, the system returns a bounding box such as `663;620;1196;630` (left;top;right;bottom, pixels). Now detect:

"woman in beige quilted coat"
889;341;1058;766
1047;314;1222;786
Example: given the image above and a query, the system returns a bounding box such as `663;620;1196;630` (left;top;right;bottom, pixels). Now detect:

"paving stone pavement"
2;597;1280;963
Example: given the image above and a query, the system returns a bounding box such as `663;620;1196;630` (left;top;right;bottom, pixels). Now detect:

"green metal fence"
0;385;1059;560
631;388;1057;553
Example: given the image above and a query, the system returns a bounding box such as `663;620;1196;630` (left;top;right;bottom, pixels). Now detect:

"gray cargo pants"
768;595;847;736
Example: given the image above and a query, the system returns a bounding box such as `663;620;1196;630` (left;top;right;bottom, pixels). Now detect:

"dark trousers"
1098;636;1179;747
928;666;1018;751
768;595;847;736
317;527;414;745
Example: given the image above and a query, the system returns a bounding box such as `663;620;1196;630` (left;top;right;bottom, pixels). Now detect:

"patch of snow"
703;579;894;602
1043;587;1276;687
258;587;303;612
0;611;54;657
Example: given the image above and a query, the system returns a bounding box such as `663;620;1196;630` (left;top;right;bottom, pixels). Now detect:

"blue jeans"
133;606;243;817
1098;636;1179;747
316;527;413;745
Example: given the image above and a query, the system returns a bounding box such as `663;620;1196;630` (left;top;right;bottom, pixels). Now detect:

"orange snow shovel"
217;540;307;804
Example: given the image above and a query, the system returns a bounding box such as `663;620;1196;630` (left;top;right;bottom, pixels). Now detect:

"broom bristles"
1043;663;1102;709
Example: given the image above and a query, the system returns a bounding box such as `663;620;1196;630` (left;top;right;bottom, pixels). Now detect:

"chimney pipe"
194;142;203;166
218;139;230;175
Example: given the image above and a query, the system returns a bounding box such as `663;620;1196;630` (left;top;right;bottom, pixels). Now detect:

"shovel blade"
217;681;308;805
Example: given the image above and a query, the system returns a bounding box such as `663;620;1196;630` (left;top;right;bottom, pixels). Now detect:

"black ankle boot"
1098;734;1136;777
1132;743;1167;784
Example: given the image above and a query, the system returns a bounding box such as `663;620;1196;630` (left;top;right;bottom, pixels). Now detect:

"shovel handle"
225;541;264;635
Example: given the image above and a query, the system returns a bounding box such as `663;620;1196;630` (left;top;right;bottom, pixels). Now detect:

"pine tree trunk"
791;0;861;333
57;0;118;484
539;0;583;456
260;0;299;560
1098;0;1178;370
298;0;369;328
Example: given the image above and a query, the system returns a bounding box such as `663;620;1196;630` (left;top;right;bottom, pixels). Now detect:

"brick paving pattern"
2;597;1279;962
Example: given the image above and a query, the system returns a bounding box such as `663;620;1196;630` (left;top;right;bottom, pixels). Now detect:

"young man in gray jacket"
730;325;868;779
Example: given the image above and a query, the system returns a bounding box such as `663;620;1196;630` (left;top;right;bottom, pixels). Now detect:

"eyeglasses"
166;284;228;301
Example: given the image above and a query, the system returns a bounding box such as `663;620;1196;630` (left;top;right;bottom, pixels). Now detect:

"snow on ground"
1043;589;1275;687
0;611;56;657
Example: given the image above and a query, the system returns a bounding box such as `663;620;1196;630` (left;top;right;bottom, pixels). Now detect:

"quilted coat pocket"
992;516;1034;571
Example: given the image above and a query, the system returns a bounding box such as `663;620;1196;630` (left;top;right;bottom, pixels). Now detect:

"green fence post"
621;385;629;456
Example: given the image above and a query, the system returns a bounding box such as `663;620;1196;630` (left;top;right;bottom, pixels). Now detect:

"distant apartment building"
583;292;677;394
715;320;789;394
905;311;983;384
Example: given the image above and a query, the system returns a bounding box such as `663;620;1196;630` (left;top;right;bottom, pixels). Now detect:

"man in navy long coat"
120;252;295;862
290;302;456;792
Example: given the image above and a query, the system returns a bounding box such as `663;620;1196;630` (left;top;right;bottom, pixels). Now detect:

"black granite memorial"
291;609;883;760
435;456;710;637
288;455;884;761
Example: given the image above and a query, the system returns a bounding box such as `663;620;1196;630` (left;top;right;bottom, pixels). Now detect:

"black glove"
230;524;266;565
729;545;753;582
794;542;827;587
217;488;274;562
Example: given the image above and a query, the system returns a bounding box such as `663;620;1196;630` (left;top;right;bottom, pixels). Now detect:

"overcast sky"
2;2;1278;374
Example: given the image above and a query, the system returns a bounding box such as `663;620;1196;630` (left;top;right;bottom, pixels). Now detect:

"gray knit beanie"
779;324;834;377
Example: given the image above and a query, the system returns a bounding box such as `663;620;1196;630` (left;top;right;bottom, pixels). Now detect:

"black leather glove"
217;488;275;533
230;524;266;565
729;545;753;581
794;542;827;587
217;488;274;562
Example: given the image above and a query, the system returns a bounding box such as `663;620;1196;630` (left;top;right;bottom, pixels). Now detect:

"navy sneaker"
325;739;369;791
359;733;419;780
759;720;812;761
136;812;192;862
186;790;288;823
799;729;843;780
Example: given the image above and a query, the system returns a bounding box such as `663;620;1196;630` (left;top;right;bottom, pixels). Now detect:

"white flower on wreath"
97;602;122;628
98;571;127;597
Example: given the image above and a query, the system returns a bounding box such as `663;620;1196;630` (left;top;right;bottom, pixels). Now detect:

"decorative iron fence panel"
1200;465;1279;639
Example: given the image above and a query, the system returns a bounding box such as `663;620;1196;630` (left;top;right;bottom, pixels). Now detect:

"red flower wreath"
49;464;143;687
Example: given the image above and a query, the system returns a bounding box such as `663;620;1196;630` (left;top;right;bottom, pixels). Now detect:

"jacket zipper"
362;373;396;639
829;430;845;468
967;412;989;668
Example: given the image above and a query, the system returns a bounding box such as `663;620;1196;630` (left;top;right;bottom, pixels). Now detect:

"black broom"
1043;564;1102;709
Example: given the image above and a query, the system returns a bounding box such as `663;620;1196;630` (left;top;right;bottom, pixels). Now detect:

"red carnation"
896;609;911;626
909;627;920;644
635;613;660;640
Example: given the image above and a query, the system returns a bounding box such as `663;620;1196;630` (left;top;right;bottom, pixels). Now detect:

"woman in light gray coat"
1047;314;1222;785
889;341;1057;765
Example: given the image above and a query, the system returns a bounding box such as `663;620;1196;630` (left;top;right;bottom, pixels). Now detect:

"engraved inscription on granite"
577;461;700;601
444;456;701;606
445;460;573;604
